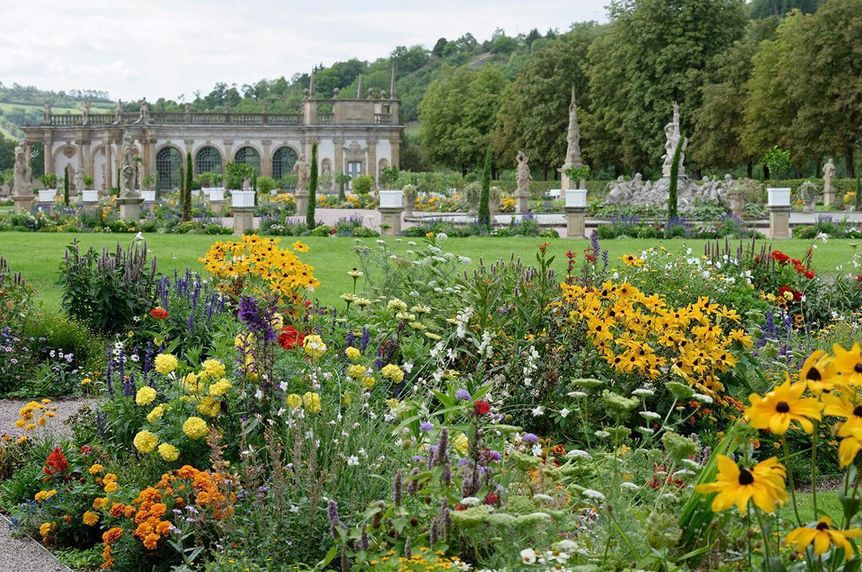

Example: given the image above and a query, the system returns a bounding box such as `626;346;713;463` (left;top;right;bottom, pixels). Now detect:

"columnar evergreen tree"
307;143;318;228
478;145;492;229
183;152;192;222
63;166;69;206
668;136;684;220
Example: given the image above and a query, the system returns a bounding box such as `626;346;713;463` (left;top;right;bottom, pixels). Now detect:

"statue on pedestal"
559;86;583;191
42;103;52;124
293;155;310;192
516;150;532;195
82;101;92;125
823;158;836;206
113;99;124;124
661;102;688;178
119;134;140;198
13;141;32;196
136;98;150;125
73;167;85;195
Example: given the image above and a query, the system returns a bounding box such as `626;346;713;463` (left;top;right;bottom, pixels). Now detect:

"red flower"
484;492;499;505
474;400;490;416
857;274;862;283
44;447;69;477
278;326;305;350
778;285;802;301
149;307;169;320
803;270;816;280
771;250;790;264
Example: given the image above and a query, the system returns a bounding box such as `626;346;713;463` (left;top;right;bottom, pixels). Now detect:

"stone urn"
402;184;417;217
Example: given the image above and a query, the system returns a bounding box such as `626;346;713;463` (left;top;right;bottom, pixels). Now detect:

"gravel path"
0;398;97;571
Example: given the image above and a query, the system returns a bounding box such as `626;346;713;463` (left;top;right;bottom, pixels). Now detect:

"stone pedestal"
769;206;791;239
232;207;255;235
514;190;530;214
295;189;309;217
824;188;835;208
378;207;403;236
729;191;744;217
565;206;587;239
210;200;225;216
118;195;145;220
12;194;34;213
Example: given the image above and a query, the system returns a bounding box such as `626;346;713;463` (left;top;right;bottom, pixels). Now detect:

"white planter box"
379;190;403;209
141;190;156;202
82;190;99;203
208;189;225;202
565;189;587;208
767;187;791;207
548;189;562;199
231;190;256;208
38;189;57;203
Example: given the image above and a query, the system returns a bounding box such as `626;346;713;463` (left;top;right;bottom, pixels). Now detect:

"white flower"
531;406;545;417
565;449;591;461
594;430;610;439
346;455;359;466
556;539;578;553
436;232;448;241
582;489;606;502
567;391;588;399
639;411;661;421
559;408;570;418
816;232;829;242
460;496;481;506
632;388;655;397
620;482;640;492
692;393;713;404
520;548;537;564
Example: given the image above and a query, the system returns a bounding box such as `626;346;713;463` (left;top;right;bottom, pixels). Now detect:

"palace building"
21;79;402;192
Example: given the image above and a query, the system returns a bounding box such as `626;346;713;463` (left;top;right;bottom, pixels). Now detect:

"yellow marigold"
133;430;159;454
158;443;180;462
346;364;367;379
82;511;100;526
183;372;201;394
39;522;55;537
147;405;166;424
302;392;321;414
200;359;226;379
136;386;157;406
303;335;327;360
197;397;221;417
34;489;57;502
154;353;178;375
361;376;377;390
93;497;108;510
345;346;361;361
88;463;104;475
104;481;119;493
286;394;302;409
182;416;208;440
208;379;232;397
381;364;404;383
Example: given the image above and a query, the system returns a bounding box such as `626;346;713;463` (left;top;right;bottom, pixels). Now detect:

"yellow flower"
785;517;862;560
133;430;159;454
745;378;822;434
800;350;837;393
833;344;862;386
303;335;327;360
292;240;310;253
82;511;100;526
34;489;57;502
88;464;104;475
135;386;157;406
104;481;119;493
620;254;645;267
81;377;92;385
452;433;469;456
158;443;180;462
39;522;55;537
182;416;208;439
92;497;108;510
147;405;166;423
346;364;367;379
361;376;377;390
286;393;303;409
183;372;202;394
840;433;862;468
209;379;232;397
381;364;404;383
345;347;361;361
302;392;321;414
197;396;221;417
154;353;178;375
695;455;787;513
201;359;226;380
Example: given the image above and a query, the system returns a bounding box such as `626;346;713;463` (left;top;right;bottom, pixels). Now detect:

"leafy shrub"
351;175;373;195
256;176;276;195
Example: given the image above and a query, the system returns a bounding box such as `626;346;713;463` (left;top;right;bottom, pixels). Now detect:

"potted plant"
38;173;58;203
763;146;791;208
141;175;157;202
402;184;417;216
226;162;256;208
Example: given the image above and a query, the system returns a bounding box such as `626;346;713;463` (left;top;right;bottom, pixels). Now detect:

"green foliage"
63;165;70;206
224;162;254;191
336;171;348;201
478;145;492;228
255;175;276;195
41;172;57;189
351;174;373;195
183;152;193;222
307;143;318;228
762;145;791;179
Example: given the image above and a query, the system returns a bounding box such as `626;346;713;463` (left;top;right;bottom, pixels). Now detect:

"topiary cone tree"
183;152;193;222
478;145;492;230
668;135;684;220
63;166;70;206
307;143;318;228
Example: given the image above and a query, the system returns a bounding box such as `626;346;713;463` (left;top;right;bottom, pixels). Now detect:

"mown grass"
0;231;857;310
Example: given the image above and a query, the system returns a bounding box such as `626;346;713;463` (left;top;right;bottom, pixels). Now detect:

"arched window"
272;146;298;181
234;146;261;175
156;147;183;191
195;146;222;175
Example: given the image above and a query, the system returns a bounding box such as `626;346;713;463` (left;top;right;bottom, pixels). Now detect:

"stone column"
104;139;113;193
729;191;744;217
76;140;85;179
118;195;144;220
223;140;233;173
295;189;309;216
824;186;835;208
769;206;791;239
231;206;255;235
367;138;378;185
379;207;403;236
146;137;157;179
389;136;400;169
565;206;587;239
261;140;272;178
42;131;54;175
514;190;530;214
333;137;344;175
184;139;194;163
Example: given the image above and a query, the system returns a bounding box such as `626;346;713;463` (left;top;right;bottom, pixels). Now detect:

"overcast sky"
0;0;607;102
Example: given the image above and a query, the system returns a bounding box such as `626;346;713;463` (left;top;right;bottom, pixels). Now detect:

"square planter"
231;190;256;208
82;190;99;203
38;189;57;203
767;188;791;208
565;189;588;208
378;190;403;209
208;189;225;202
141;190;156;202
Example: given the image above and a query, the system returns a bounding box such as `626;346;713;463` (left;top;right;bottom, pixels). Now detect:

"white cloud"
0;0;607;101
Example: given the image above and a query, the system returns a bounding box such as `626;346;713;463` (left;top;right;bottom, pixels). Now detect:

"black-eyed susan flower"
746;378;822;434
821;392;862;437
800;350;837;394
833;344;862;386
696;454;787;513
785;517;862;560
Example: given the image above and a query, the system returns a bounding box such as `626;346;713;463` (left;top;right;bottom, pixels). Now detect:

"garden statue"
515;150;532;214
12;140;34;213
464;181;481;215
559;86;583;192
113;99;124;124
42;102;52;124
293;154;310;192
73;166;85;195
661;102;688;178
799;181;819;213
136;98;150;125
82;101;92;125
119;134;140;197
403;183;417;217
823;158;836;206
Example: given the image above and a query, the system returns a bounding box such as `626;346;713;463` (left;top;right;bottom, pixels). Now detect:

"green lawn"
0;232;857;311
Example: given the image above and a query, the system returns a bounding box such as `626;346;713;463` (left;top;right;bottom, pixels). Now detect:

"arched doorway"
195;146;223;175
272;146;298;181
234;146;261;175
156;147;183;191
